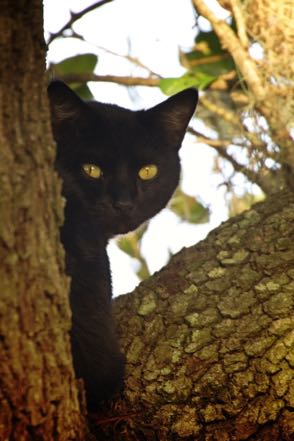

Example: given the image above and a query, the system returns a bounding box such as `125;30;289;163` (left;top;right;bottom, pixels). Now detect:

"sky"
44;0;230;295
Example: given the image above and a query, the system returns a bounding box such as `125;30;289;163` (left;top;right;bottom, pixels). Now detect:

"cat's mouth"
95;204;138;235
113;211;139;233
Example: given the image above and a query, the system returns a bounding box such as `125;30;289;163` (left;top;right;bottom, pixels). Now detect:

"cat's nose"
114;200;133;211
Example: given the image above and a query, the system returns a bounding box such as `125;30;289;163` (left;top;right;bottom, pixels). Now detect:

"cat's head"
48;81;198;236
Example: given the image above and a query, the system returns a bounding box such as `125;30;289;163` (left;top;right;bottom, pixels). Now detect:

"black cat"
48;81;198;409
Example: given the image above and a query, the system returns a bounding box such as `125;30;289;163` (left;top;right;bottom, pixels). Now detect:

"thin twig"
55;30;160;77
47;0;115;45
199;96;265;150
54;69;268;155
187;127;231;148
58;72;160;87
90;44;161;77
188;127;283;193
189;126;261;186
181;53;231;69
54;69;266;153
229;0;249;48
200;95;240;126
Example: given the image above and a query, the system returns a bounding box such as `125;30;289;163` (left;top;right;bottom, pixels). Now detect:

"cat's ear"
145;88;198;148
47;80;86;125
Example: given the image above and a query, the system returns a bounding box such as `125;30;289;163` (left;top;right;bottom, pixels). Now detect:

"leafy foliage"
182;29;235;75
160;72;216;95
50;53;98;99
117;224;150;281
169;188;209;224
46;0;293;281
160;29;236;95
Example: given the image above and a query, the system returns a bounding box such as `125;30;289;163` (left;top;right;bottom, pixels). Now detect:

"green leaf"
116;230;151;281
195;30;223;55
71;83;93;100
193;57;235;77
53;53;98;76
192;24;237;59
181;29;235;77
137;262;150;281
51;53;98;100
117;236;138;259
169;189;209;224
160;71;216;95
135;223;148;241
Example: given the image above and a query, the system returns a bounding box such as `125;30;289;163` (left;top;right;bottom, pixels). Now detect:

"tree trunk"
0;1;88;439
97;191;294;440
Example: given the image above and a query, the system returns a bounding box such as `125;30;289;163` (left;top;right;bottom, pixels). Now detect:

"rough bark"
1;3;293;441
96;191;294;440
0;1;88;439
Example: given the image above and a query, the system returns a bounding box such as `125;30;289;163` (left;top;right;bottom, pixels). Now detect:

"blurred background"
44;0;293;295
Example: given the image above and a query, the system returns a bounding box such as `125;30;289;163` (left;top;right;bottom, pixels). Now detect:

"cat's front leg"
68;254;125;409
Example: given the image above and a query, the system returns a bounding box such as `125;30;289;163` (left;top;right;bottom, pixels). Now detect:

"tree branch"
47;0;115;45
229;0;249;48
55;71;284;193
55;71;262;153
192;0;266;101
59;72;160;87
107;190;294;440
199;96;265;150
51;72;260;153
187;127;285;194
187;127;231;148
188;127;261;185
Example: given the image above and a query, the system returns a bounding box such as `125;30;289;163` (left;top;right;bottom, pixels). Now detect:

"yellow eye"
82;163;102;179
138;164;158;180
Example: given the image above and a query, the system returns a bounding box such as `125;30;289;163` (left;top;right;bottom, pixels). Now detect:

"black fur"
48;81;198;409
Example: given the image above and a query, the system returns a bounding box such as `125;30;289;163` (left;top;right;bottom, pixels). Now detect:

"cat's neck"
61;203;109;259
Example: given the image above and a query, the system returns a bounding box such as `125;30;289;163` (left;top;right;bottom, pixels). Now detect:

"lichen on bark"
107;191;294;440
0;1;88;439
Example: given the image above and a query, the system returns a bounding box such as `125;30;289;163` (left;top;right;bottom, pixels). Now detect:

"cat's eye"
138;164;158;180
82;163;102;179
